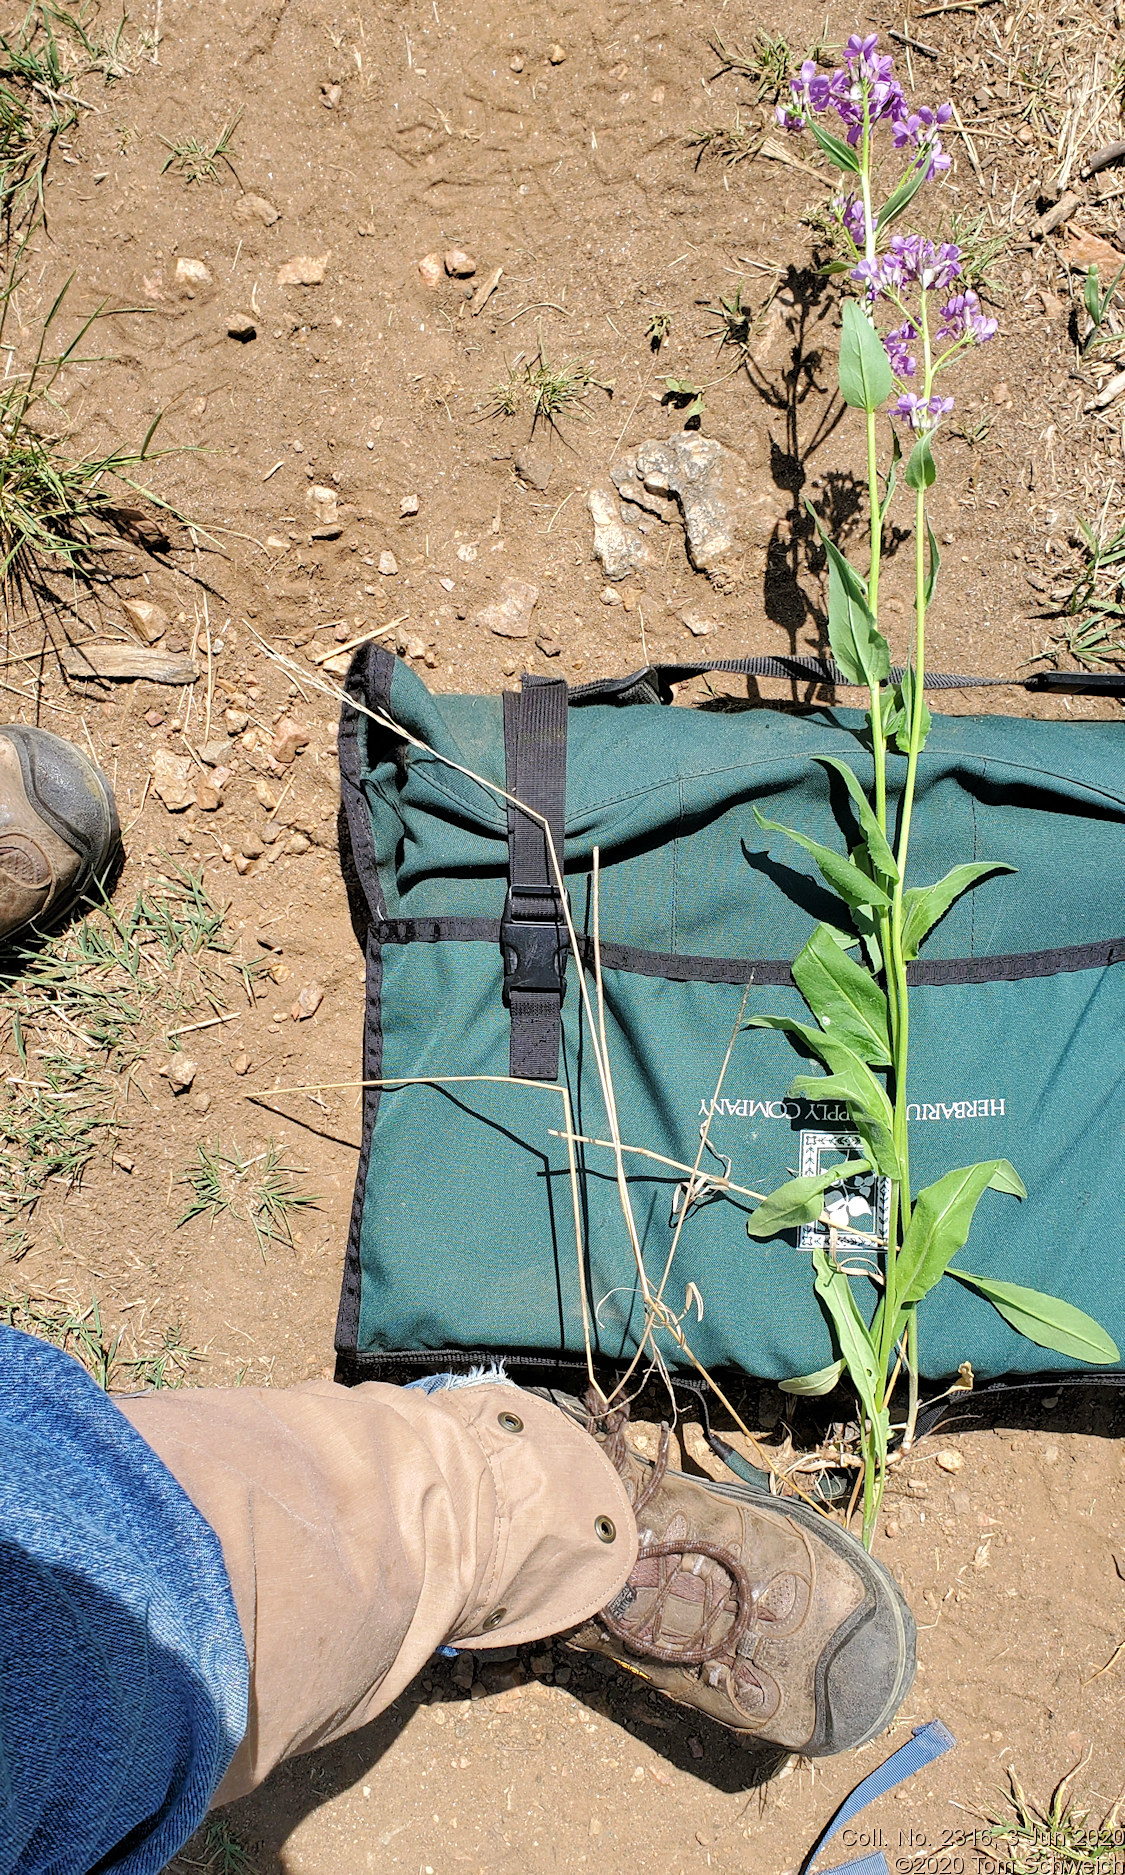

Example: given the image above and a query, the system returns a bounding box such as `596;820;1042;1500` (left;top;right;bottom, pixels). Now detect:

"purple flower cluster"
893;392;955;433
779;34;951;176
883;321;918;379
935;287;998;348
853;235;962;299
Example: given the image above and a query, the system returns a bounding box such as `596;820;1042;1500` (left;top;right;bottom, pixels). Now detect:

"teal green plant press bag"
334;647;1125;1391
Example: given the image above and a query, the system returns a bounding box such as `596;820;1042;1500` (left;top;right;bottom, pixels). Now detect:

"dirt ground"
3;0;1125;1866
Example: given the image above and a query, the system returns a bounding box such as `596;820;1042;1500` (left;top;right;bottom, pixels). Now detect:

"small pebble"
271;717;311;766
195;783;222;812
884;1519;900;1538
320;81;341;107
225;708;249;734
400;493;420;516
935;1449;964;1473
417;252;443;290
145;709;165;728
379;550;398;575
174;257;211;290
232;1053;251;1075
233;193;280;226
292;981;324;1020
444;247;476;277
190;1091;212;1115
547;41;566;62
599;585;622;606
122;598;169;644
509;53;523;71
161;1056;197;1093
287;831;311;854
226;312;256;342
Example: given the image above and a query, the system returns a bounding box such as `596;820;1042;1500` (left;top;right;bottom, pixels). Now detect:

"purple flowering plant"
744;35;1116;1547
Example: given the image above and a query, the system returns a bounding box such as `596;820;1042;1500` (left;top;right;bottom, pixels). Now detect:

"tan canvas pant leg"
118;1380;636;1805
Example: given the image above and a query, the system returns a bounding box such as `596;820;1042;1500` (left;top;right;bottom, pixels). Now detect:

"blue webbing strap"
801;1719;957;1875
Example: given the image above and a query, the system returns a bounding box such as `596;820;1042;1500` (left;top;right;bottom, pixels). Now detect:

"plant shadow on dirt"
743;265;911;699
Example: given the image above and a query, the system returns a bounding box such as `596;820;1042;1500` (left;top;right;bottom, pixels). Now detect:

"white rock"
160;1055;198;1092
151;748;196;812
277;252;329;287
400;493;419;516
378;550;398;575
473;576;539;638
305;484;339;524
174;257;211;290
633;432;787;580
417;251;443;289
587;485;649;580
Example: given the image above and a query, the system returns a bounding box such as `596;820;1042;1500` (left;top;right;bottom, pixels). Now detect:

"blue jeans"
0;1327;248;1875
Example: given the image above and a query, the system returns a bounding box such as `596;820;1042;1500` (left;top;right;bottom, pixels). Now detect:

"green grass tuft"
159;110;242;185
179;1139;319;1257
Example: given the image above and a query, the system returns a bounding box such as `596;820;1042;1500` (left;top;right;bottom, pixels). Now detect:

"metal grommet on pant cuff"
497;1411;524;1433
481;1606;507;1631
595;1516;617;1543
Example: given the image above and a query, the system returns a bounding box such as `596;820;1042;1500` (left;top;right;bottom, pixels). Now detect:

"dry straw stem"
245;630;792;1482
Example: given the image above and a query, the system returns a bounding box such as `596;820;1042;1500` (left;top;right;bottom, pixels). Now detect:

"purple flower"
854;235;962;299
836;193;871;247
935;288;998;347
883;320;918;379
894;391;955;432
892;103;953;178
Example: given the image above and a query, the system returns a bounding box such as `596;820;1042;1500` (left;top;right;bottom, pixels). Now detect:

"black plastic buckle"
500;886;568;998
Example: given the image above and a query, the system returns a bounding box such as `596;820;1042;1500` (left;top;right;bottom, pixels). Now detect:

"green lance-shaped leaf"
788;1059;899;1178
779;1358;847;1397
893;1161;1026;1328
810;121;862;172
839;298;895;413
746;1159;870;1239
948;1269;1120;1365
877;158;928;232
900;861;1016;962
807;506;892;690
810;1241;883;1425
923;517;941;608
815;756;900;884
883;428;903;514
753;807;893;913
792;923;891;1064
903;432;936;491
891;665;932;757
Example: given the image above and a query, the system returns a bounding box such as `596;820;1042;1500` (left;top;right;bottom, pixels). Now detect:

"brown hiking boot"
565;1393;915;1756
0;727;119;944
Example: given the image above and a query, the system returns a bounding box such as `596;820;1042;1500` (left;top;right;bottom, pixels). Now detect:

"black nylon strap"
501;677;569;1080
570;658;1125;706
373;917;1125;988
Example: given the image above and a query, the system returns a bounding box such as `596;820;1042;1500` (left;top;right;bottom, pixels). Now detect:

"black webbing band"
569;658;1125;706
501;677;569;1080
